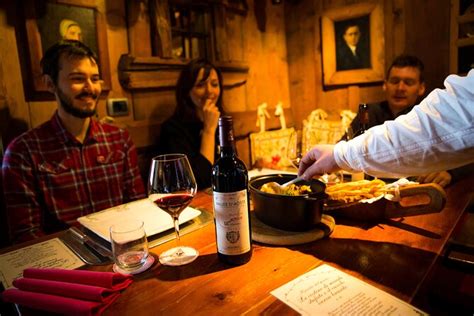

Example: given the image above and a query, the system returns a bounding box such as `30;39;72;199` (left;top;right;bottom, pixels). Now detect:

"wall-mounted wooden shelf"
118;55;249;90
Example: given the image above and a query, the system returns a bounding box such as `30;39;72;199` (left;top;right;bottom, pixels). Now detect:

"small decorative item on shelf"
274;101;287;130
302;108;356;154
256;102;270;133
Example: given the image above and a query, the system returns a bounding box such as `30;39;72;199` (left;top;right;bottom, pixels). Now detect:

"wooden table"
2;177;472;315
86;176;473;315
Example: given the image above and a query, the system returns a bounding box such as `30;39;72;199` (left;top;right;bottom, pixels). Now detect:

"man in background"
344;55;426;136
344;54;467;187
2;40;145;243
336;23;370;71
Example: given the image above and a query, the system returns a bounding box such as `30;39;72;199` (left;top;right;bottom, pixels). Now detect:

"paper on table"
0;238;84;289
77;198;201;242
271;264;427;316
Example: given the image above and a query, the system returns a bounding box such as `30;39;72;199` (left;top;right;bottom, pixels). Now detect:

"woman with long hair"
158;58;224;189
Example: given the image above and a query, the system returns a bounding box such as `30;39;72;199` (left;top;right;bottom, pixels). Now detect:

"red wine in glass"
153;194;193;217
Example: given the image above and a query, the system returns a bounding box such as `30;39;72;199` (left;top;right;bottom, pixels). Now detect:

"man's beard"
57;87;98;119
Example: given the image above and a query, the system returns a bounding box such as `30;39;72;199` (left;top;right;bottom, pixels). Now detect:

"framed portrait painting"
23;0;111;99
321;2;385;86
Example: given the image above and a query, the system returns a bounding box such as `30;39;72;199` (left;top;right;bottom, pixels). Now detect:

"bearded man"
2;40;145;243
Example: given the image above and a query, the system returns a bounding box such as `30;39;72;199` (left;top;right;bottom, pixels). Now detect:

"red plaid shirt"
2;112;146;243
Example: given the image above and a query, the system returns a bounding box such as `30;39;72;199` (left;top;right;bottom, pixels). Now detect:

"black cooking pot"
249;174;327;231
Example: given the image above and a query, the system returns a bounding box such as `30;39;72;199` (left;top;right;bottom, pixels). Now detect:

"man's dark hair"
174;58;224;122
342;22;360;35
40;40;99;85
387;54;425;82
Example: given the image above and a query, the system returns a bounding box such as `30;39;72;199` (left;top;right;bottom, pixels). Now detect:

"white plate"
77;198;201;242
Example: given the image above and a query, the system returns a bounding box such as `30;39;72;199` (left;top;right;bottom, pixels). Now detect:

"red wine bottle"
212;116;252;265
354;103;369;137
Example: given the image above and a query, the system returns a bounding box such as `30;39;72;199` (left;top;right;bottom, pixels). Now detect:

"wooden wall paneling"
312;0;325;122
285;0;319;129
28;101;57;128
319;88;349;117
223;85;246;113
0;2;31;148
404;0;450;92
390;0;406;57
102;0;134;123
258;3;291;114
132;90;175;122
224;11;245;61
213;4;229;61
123;119;163;149
359;85;386;104
241;3;261;112
449;0;459;73
383;0;395;66
149;0;172;58
127;0;152;57
211;6;246;114
347;85;361;113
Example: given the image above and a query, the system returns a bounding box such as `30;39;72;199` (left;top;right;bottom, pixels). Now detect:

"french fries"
325;179;386;203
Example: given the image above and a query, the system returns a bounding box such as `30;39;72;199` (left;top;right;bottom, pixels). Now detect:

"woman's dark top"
158;117;216;189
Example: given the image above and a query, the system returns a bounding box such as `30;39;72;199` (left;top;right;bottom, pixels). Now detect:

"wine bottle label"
213;190;251;255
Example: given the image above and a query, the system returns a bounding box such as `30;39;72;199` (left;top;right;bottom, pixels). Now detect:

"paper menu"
271;264;427;316
0;238;84;289
77;198;201;242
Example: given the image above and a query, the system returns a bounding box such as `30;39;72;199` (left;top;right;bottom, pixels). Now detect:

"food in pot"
260;182;312;196
325;179;386;202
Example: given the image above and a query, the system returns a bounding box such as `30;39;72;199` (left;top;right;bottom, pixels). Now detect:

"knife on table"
69;227;113;260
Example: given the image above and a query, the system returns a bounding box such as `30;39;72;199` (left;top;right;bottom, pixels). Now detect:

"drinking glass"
287;130;302;170
110;220;149;272
148;154;199;266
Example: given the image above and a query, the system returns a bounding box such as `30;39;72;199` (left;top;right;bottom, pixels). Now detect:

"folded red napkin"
1;268;133;316
23;268;133;290
13;278;118;302
2;289;113;316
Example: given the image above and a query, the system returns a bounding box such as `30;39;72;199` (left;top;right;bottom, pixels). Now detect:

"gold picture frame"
321;2;385;86
23;0;111;99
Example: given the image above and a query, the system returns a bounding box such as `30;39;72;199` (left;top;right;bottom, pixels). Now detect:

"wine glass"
148;154;199;266
287;130;302;170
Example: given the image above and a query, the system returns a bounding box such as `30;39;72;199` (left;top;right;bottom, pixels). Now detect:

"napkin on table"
1;268;133;316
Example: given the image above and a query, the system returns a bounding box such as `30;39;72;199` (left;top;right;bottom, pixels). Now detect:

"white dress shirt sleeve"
333;69;474;178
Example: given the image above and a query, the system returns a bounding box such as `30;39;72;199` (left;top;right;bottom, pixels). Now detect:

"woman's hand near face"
202;98;220;134
200;99;220;165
